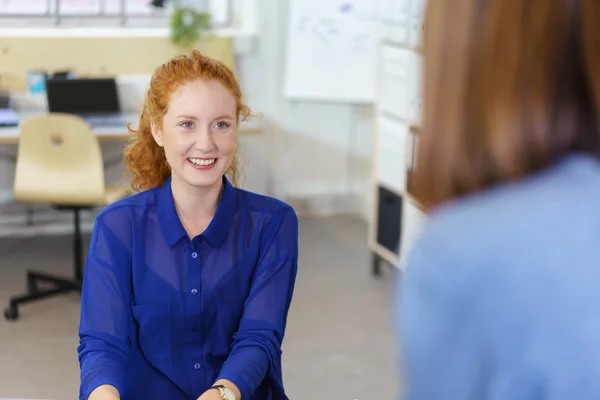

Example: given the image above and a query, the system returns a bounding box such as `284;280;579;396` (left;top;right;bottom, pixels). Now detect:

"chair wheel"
4;306;19;321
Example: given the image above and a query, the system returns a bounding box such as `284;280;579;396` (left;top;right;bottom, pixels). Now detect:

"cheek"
217;134;237;155
164;133;193;155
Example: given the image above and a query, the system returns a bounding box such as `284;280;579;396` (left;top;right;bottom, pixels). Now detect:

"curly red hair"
124;50;251;192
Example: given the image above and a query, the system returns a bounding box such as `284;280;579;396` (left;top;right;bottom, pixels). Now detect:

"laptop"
45;77;131;127
0;108;19;127
0;93;19;127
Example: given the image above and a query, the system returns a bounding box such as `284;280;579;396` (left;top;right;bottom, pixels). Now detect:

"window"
0;0;234;28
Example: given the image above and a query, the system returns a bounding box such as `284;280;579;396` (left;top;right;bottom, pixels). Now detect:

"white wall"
236;0;374;219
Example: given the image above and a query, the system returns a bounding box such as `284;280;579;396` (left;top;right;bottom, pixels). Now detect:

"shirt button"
191;288;198;295
194;362;201;370
191;252;198;259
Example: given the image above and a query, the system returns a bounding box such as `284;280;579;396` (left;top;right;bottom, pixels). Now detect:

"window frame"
0;0;234;29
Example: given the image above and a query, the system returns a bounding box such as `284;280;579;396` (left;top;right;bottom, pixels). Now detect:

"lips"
187;157;217;170
188;158;215;166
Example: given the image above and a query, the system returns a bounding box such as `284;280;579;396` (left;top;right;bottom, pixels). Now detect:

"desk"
0;113;264;144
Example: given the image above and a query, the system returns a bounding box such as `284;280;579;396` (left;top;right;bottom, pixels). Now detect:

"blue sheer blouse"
78;176;299;400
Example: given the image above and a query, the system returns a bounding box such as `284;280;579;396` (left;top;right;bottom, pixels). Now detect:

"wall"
0;35;238;91
237;0;374;218
0;0;374;220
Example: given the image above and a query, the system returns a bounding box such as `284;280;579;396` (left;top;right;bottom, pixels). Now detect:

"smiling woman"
78;50;299;400
124;51;250;192
151;79;239;189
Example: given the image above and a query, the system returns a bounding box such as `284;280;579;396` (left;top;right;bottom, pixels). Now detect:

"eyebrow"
174;114;198;120
213;115;236;121
174;114;235;120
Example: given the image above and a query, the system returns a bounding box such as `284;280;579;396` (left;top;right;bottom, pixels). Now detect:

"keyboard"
82;114;133;127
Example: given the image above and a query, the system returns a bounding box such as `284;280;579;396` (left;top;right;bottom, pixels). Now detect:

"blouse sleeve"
78;211;132;399
216;207;299;399
399;228;485;400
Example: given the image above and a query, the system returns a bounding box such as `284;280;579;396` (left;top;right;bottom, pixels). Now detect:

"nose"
194;126;216;153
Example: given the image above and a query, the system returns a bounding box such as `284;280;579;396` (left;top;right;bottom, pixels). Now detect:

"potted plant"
170;5;211;50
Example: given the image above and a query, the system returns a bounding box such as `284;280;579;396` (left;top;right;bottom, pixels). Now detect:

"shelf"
377;109;419;127
370;2;426;273
381;38;423;54
375;182;424;212
404;192;424;211
368;240;400;268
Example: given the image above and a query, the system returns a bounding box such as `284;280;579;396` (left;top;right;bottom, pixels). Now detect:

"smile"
187;157;217;170
188;158;216;166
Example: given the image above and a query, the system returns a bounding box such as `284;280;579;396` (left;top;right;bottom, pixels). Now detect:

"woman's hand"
88;384;120;400
197;379;241;400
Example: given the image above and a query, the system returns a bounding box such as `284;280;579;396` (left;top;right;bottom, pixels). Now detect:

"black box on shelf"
376;185;402;255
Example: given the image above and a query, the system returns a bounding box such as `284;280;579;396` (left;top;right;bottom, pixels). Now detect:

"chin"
172;160;229;189
181;169;223;189
185;176;222;189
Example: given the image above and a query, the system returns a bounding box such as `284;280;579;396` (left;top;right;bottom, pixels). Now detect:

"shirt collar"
156;175;238;248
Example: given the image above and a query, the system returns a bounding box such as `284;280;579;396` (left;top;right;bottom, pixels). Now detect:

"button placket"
188;244;202;337
190;250;199;296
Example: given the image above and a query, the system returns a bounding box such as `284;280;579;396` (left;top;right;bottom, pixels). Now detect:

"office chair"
3;113;129;321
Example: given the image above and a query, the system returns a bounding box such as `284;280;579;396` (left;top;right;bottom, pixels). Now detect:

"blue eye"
180;121;194;129
215;121;231;130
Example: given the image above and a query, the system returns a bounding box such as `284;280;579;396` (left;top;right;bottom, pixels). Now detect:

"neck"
170;175;223;221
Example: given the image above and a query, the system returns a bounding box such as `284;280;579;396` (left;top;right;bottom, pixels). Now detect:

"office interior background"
0;0;425;398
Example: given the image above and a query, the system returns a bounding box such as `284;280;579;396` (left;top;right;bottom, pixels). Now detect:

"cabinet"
368;0;427;274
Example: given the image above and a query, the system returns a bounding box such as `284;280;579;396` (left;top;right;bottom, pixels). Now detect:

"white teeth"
189;158;215;166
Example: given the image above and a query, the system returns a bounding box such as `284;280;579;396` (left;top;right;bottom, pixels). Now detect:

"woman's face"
152;79;237;192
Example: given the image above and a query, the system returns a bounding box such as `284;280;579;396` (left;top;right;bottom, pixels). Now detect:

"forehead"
167;79;236;116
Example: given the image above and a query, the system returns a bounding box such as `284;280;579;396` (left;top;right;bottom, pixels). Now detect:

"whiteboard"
283;0;382;103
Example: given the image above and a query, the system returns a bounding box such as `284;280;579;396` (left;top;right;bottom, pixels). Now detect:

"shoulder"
235;188;298;238
94;186;160;231
423;154;600;241
408;154;600;283
236;188;297;223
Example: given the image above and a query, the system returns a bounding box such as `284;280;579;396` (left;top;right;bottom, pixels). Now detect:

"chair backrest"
14;113;105;206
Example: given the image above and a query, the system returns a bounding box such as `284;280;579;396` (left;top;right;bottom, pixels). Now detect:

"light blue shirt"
399;154;600;399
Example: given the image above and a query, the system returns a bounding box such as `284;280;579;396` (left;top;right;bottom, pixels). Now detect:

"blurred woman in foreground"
400;1;600;398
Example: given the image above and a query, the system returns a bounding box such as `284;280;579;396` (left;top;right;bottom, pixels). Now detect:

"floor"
0;215;399;400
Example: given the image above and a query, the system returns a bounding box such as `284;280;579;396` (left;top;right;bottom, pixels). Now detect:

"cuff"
81;376;124;400
217;371;254;400
217;347;269;400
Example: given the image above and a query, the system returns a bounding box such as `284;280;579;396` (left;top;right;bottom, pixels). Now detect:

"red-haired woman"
78;51;298;400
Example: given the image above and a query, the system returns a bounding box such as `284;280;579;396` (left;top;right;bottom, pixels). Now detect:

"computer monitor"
45;77;121;115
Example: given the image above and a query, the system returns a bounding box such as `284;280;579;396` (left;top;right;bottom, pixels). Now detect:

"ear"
151;122;164;147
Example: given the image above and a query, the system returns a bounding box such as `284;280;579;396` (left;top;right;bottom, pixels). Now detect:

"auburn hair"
124;50;251;192
414;0;600;211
